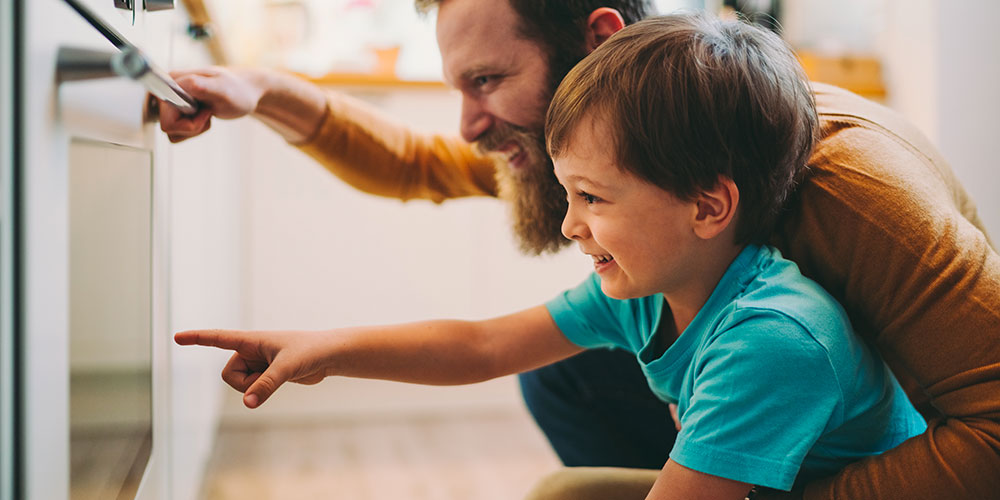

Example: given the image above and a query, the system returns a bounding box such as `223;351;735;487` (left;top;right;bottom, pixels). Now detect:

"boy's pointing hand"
174;329;329;409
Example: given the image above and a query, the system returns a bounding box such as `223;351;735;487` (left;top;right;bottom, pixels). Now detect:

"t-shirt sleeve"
669;310;841;491
545;273;635;351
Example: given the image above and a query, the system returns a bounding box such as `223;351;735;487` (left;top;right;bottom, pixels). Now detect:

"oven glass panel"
68;139;152;500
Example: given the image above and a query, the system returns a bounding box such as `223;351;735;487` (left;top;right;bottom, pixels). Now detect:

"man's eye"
473;75;501;90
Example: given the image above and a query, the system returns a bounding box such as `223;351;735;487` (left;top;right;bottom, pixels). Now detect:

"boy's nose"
459;95;493;143
561;209;589;241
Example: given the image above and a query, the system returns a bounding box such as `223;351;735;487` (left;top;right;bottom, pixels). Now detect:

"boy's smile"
591;252;615;271
552;116;703;301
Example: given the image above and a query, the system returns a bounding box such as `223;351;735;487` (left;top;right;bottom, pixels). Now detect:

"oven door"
11;1;171;499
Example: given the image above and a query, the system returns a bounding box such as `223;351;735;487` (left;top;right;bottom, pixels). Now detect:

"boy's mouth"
592;254;614;264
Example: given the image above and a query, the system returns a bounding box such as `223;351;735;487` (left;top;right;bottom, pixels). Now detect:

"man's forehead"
435;0;533;77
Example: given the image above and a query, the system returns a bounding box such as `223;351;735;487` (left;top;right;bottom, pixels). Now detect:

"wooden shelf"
299;72;447;89
798;50;886;99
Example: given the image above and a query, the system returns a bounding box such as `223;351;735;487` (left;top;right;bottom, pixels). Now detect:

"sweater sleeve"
295;91;499;203
769;83;1000;500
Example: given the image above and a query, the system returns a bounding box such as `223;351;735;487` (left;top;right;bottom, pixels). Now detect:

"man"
160;1;1000;498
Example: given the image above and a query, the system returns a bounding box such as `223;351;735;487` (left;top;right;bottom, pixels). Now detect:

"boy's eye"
577;191;601;204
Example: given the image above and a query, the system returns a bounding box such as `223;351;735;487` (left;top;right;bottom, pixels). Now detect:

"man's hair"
546;13;818;245
415;0;654;90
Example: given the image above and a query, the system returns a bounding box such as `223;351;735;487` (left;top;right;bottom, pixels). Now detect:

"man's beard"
476;122;571;256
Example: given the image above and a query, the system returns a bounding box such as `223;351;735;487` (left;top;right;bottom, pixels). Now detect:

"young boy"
175;13;926;498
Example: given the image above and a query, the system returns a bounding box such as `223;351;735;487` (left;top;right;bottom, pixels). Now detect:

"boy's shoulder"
717;245;853;346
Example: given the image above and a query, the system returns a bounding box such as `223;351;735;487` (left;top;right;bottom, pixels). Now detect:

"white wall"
783;0;882;53
877;0;1000;239
781;0;999;239
934;1;1000;239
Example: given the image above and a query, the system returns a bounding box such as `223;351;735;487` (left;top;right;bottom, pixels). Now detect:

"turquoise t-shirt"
545;244;926;491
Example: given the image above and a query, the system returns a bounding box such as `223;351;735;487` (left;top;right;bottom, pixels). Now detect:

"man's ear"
692;177;739;240
584;8;626;53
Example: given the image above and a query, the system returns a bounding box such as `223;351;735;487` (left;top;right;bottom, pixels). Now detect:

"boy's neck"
661;242;747;345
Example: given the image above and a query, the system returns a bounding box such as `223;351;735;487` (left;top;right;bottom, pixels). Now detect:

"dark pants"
518;348;678;469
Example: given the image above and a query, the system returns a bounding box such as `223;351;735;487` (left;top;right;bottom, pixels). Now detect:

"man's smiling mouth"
496;142;526;167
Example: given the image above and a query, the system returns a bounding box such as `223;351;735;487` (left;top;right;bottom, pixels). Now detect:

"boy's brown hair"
546;13;818;244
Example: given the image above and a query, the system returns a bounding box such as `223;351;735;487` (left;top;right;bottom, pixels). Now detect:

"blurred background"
181;0;999;498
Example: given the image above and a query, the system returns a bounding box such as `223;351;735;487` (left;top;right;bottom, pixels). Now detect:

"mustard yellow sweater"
299;82;1000;499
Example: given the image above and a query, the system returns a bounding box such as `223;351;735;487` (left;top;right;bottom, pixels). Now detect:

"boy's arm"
174;305;583;408
645;461;752;500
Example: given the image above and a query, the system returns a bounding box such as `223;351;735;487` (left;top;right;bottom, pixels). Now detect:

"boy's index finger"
174;329;252;352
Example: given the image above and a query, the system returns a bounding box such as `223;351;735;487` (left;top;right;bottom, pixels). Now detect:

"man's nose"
460;95;493;143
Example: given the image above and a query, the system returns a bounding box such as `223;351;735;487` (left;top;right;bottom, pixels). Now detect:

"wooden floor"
199;410;562;500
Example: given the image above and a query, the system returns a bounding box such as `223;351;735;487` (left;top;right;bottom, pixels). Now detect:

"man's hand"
174;329;332;408
158;67;266;143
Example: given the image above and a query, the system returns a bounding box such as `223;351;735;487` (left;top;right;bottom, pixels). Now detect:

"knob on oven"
113;0;133;8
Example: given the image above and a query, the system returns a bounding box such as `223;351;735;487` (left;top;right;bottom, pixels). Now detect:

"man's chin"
495;157;571;256
511;214;572;256
475;121;569;255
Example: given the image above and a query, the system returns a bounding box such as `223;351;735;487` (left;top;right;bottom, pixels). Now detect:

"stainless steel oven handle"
60;0;198;114
57;45;199;116
111;47;198;115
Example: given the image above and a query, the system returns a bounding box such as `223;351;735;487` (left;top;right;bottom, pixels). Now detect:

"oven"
3;1;180;499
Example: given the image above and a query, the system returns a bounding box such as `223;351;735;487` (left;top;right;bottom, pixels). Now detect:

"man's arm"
174;305;583;408
159;67;327;144
159;66;499;202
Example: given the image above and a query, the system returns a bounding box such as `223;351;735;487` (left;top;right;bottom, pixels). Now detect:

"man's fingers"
159;101;212;140
175;74;231;103
173;74;214;100
169;67;223;80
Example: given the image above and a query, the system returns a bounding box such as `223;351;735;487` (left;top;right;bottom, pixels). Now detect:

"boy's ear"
692;177;739;240
584;8;626;54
